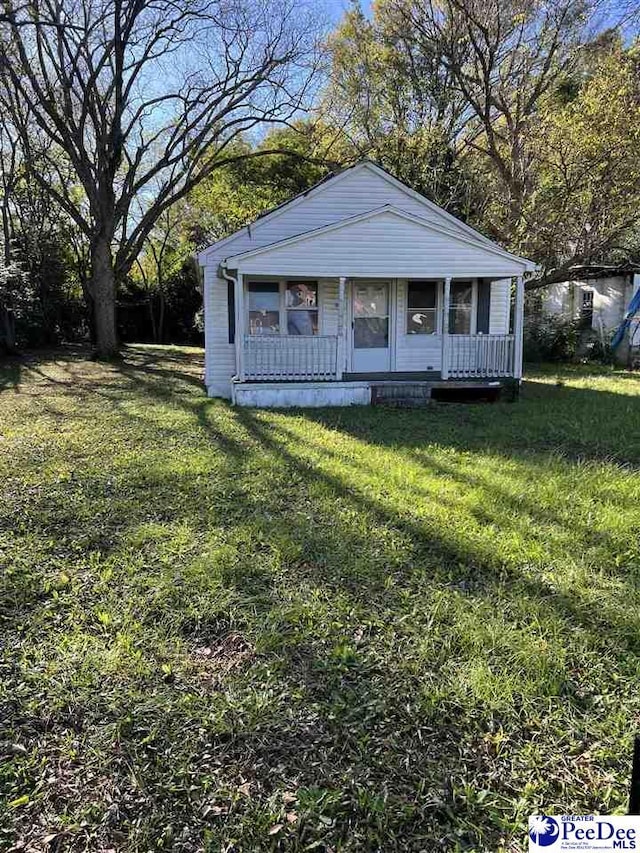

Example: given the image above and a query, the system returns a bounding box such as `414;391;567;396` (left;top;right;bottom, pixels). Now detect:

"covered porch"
232;275;524;384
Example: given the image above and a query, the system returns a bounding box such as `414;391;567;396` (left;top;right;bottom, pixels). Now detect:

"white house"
197;161;537;407
540;266;640;363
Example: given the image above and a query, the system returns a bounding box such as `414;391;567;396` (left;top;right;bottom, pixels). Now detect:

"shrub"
523;315;580;362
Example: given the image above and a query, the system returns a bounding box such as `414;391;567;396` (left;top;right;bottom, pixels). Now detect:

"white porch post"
234;271;245;382
513;274;525;379
336;276;346;381
441;276;452;380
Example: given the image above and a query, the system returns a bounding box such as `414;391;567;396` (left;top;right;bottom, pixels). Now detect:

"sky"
327;0;372;24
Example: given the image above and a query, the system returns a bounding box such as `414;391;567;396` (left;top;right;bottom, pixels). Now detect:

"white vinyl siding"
201;165;479;264
204;269;235;397
489;279;511;335
231;212;528;279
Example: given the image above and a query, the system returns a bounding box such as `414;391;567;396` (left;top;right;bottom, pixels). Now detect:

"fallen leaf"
268;824;284;836
202;804;228;818
286;811;298;824
282;790;297;804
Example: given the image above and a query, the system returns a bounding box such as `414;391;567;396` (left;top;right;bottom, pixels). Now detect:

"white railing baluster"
246;334;518;383
243;335;338;382
446;334;516;380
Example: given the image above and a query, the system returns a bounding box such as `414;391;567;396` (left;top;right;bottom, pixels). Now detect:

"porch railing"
448;334;515;378
243;335;338;381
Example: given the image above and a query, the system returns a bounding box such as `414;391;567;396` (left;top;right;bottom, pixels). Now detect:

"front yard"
1;347;640;852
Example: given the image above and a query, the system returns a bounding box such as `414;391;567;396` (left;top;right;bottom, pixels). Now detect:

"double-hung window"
449;281;473;334
247;280;319;335
407;281;437;334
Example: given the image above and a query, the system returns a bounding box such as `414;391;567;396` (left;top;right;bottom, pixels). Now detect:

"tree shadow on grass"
230;406;640;654
4;352;640;851
293;378;640;467
0;356;24;392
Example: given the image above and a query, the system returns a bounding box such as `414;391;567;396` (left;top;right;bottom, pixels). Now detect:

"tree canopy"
0;0;639;352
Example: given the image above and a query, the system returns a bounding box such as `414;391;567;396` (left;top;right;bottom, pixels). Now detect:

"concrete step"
371;384;432;406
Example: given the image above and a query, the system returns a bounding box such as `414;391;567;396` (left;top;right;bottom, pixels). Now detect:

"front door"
352;280;391;373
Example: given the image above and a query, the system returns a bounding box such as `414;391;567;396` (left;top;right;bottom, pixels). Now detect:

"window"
579;289;594;329
407;281;437;334
449;281;473;334
247;280;320;335
286;281;318;335
248;282;279;335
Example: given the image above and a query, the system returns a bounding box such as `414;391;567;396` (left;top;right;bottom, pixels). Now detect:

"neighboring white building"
197;161;536;407
541;268;640;362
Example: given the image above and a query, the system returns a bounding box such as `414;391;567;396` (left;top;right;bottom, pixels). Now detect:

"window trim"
246;278;321;336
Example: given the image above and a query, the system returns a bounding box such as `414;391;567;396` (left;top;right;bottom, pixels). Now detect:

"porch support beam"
441;276;452;380
513;274;525;379
234;271;245;382
336;276;346;380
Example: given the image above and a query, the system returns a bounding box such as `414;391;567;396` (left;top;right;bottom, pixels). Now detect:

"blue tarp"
612;286;640;350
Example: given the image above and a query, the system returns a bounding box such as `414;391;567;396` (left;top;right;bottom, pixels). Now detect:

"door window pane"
407;281;437;334
354;282;389;348
248;282;280;335
354;317;389;348
355;284;388;318
449;282;473;335
286;281;318;335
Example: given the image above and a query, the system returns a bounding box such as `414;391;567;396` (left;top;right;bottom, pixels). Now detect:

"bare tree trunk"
0;305;16;353
158;282;165;343
148;295;158;343
90;235;118;358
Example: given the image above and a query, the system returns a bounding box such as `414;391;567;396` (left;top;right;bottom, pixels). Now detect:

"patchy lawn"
1;347;640;852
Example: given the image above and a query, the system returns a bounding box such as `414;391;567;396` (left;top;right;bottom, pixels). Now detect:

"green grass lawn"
1;347;640;852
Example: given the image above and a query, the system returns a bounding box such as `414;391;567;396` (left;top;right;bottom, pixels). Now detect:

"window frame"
246;280;281;336
285;280;319;336
579;288;594;330
406;279;439;336
246;278;321;337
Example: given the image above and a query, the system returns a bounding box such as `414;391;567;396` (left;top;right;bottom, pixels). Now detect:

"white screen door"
352;281;391;372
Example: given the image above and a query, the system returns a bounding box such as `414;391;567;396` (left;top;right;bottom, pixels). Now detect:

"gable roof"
198;160;499;263
224;205;536;277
